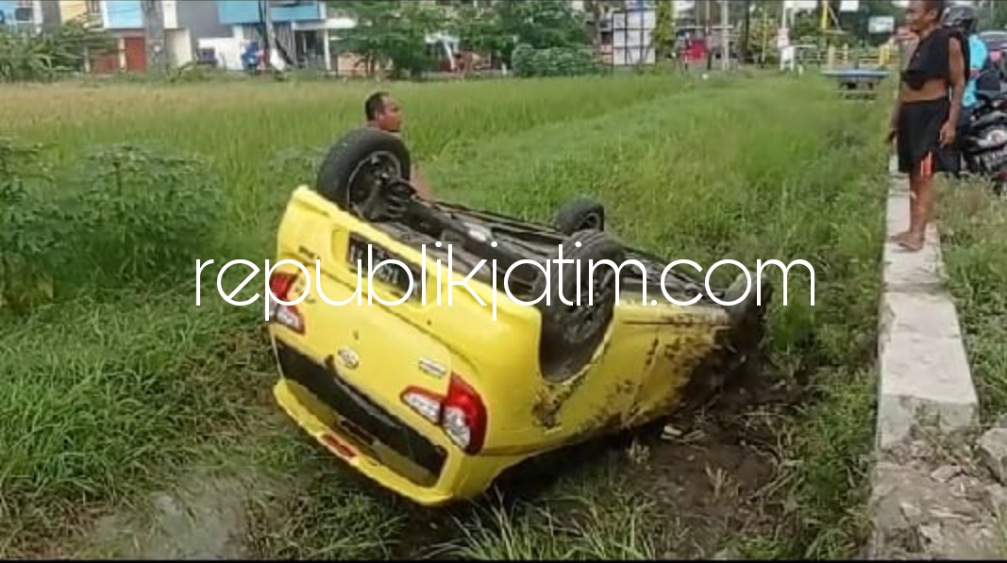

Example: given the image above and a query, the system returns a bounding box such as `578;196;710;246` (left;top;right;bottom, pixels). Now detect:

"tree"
0;21;116;82
582;0;623;53
652;0;677;61
443;3;511;67
445;0;591;68
492;0;591;65
327;0;444;79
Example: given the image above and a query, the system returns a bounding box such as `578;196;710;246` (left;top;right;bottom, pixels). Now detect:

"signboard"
610;7;656;67
777;27;790;50
868;16;895;34
839;0;859;12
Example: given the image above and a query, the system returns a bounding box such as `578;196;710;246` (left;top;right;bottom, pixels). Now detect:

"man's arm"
948;36;966;126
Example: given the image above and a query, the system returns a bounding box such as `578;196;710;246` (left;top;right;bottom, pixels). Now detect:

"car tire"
553;196;606;235
534;230;625;382
315;127;412;220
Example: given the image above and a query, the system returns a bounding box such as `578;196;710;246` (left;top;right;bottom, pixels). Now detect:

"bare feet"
896;233;925;252
889;231;913;244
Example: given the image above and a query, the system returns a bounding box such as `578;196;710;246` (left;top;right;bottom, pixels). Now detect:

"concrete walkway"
875;156;978;448
865;157;1004;559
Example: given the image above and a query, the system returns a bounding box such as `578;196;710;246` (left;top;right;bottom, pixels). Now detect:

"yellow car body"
265;184;769;507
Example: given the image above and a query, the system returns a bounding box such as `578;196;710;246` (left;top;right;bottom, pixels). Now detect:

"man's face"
906;1;936;34
375;96;403;133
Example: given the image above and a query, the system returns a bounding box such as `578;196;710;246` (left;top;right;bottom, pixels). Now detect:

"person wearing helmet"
942;3;991;134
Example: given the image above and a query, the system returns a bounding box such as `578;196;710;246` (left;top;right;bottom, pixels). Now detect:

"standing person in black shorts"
886;0;967;252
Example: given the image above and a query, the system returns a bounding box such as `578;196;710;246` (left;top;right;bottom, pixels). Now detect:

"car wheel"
534;230;625;382
553;196;606;235
315;127;412;220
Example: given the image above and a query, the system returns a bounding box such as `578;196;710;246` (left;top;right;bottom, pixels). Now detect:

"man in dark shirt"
364;91;434;201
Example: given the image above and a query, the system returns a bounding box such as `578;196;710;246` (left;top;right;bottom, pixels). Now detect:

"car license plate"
346;235;420;297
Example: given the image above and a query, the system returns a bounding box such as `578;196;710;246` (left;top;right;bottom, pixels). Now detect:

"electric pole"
706;0;713;70
740;0;750;65
141;0;168;74
263;0;276;71
720;0;729;71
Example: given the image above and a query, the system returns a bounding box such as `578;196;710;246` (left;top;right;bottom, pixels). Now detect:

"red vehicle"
676;26;709;64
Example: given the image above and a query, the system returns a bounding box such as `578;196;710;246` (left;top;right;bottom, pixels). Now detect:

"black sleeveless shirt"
901;27;969;90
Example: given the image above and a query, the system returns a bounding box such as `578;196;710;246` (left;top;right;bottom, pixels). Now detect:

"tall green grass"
940;181;1007;419
1;74;887;559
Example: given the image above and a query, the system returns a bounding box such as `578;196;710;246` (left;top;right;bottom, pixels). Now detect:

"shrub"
67;144;225;288
511;43;607;78
0;138;66;313
0;22;116;82
0;139;224;314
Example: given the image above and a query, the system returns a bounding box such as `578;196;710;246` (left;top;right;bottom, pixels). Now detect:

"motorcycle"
958;88;1007;197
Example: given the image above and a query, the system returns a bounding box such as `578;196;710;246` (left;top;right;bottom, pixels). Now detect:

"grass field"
1;73;889;559
940;181;1007;420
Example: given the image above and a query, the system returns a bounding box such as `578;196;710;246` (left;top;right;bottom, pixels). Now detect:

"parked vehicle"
264;128;773;506
960;89;1007;196
978;30;1007;81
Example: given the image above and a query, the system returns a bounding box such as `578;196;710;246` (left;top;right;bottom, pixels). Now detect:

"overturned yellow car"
265;128;772;506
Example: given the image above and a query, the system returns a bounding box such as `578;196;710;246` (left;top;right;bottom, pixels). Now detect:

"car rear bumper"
269;339;500;506
273;378;460;506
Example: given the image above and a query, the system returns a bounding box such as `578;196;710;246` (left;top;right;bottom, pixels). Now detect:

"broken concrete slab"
978;427;1007;486
869;449;1007;560
931;465;962;483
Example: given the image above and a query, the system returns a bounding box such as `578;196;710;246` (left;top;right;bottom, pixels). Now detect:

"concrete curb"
875;155;979;449
866;155;982;558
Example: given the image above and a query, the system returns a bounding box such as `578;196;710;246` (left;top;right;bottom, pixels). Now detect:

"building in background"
30;1;230;73
52;0;96;24
0;0;45;32
200;0;352;72
92;0;230;71
207;0;463;75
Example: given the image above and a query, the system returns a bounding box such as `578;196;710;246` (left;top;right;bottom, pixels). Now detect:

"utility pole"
705;0;713;70
720;0;729;71
141;0;168;74
740;0;750;65
263;0;276;71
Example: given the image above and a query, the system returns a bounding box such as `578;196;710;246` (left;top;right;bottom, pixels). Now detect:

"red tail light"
401;373;487;454
268;271;304;333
